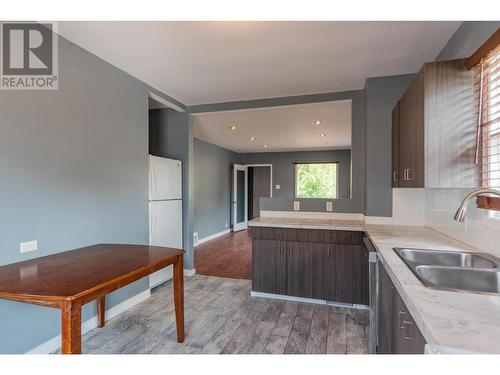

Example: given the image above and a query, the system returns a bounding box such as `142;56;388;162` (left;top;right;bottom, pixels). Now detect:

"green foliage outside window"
295;163;338;199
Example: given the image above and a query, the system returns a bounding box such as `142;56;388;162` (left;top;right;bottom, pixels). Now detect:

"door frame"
232;164;248;231
245;164;273;198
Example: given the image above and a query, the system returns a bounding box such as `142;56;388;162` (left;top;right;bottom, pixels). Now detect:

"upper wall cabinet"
392;59;479;188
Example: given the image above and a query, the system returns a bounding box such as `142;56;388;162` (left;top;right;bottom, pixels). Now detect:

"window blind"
476;44;500;188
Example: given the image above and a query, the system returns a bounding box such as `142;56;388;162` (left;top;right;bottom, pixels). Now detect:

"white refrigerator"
148;155;183;288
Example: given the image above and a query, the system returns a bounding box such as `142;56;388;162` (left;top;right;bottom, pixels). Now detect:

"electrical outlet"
225;222;228;228
326;201;333;212
20;240;37;253
293;201;300;211
275;184;281;190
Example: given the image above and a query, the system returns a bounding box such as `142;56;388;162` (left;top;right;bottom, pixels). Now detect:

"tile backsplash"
425;188;500;257
392;187;500;257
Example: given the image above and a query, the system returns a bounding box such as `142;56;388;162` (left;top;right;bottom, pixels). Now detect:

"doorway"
247;165;272;220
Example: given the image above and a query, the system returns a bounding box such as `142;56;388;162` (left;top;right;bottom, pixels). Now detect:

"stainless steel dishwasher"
363;236;379;354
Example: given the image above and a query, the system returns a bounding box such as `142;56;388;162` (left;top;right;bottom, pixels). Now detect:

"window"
295;162;338;199
475;43;500;216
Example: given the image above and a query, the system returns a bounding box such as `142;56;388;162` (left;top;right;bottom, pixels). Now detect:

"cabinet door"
391;288;426;354
324;243;337;302
332;244;355;304
391;287;406;354
404;318;426;354
352;245;369;305
286;241;325;299
392;102;400;188
398;72;424;187
325;244;368;305
377;264;393;354
423;60;478;188
252;239;287;295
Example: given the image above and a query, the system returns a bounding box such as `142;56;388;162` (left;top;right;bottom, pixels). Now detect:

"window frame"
467;29;500;214
476;43;500;214
294;161;340;200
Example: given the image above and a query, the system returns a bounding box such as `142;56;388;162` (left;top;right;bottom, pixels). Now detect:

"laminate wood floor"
194;230;252;280
75;275;369;354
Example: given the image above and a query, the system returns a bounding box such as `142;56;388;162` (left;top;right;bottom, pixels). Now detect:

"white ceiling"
57;22;460;105
193;100;351;153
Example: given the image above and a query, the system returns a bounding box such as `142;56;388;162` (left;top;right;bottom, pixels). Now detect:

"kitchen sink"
396;248;498;268
394;247;500;295
416;266;500;294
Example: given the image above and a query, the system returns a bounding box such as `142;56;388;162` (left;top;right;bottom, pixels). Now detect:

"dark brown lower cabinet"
324;244;368;305
353;245;369;305
377;264;394;353
378;262;426;354
286;241;325;299
252;239;286;295
393;291;426;354
251;227;369;305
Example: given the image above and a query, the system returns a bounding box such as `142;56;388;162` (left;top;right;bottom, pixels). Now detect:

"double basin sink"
394;248;500;294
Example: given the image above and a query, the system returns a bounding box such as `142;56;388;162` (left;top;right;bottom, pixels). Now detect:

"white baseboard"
184;268;196;277
250;291;368;309
260;211;365;220
26;289;151;354
251;290;326;305
196;229;231;245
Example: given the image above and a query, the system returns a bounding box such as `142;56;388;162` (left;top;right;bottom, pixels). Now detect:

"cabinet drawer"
331;230;364;245
250;227;299;241
298;229;332;243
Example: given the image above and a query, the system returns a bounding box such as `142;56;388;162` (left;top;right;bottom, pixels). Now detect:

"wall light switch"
193;232;199;245
275;185;281;190
326;201;333;212
293;201;300;211
20;240;37;254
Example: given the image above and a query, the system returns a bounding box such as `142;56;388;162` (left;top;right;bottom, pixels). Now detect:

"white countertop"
248;216;500;353
247;216;365;231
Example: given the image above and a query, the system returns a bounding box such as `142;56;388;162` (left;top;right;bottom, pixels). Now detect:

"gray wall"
192;141;352;236
436;21;499;61
149;109;194;269
239;149;351;198
190;90;366;215
364;74;416;217
193;138;239;239
0;32;174;353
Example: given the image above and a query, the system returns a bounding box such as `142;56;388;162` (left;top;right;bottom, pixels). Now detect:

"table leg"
173;254;185;343
61;300;82;354
96;296;105;328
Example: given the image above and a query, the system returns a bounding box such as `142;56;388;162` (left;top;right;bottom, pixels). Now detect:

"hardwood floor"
194;230;252;280
71;275;369;354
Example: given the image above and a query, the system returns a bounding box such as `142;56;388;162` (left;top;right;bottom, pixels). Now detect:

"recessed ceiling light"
229;125;237;130
320;133;326;137
249;137;256;141
263;144;268;148
313;120;321;126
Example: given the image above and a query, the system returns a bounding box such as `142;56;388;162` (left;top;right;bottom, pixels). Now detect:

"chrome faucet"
453;188;500;222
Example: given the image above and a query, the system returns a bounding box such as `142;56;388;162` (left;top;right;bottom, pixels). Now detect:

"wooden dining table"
0;244;185;354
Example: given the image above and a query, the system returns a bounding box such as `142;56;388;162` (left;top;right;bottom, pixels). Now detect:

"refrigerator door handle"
149;205;153;241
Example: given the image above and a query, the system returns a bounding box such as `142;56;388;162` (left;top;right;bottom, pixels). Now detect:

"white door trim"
232;164;248;231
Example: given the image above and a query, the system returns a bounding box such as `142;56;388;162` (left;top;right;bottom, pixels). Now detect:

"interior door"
232;164;248;231
286;241;325;299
